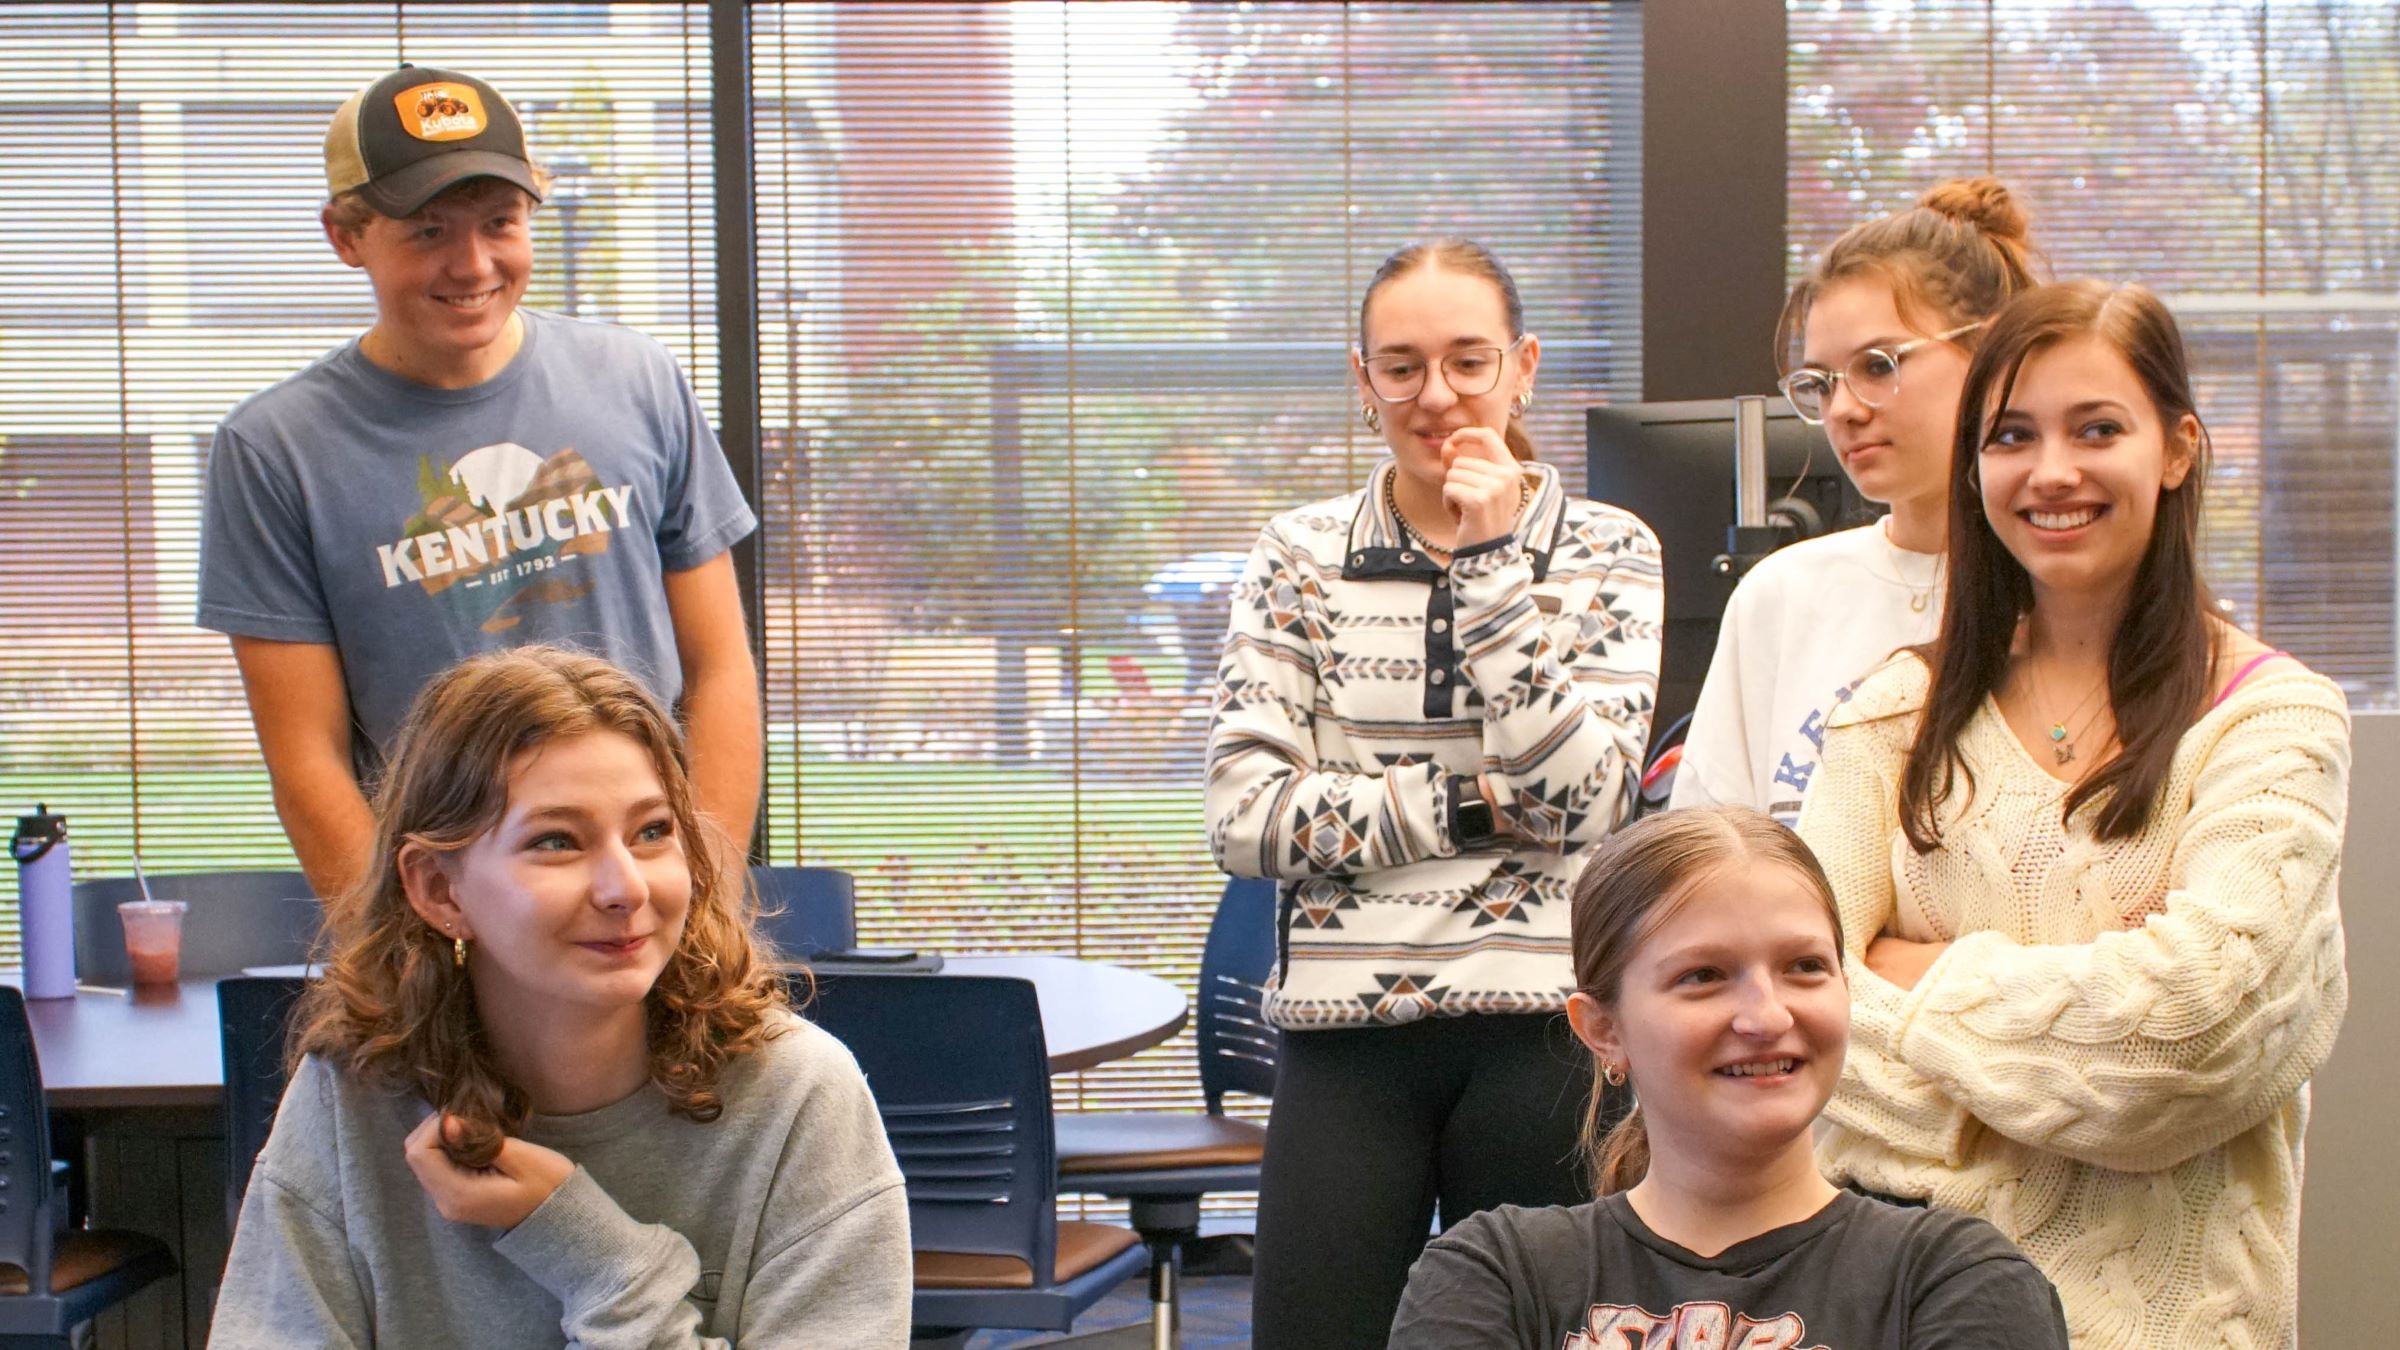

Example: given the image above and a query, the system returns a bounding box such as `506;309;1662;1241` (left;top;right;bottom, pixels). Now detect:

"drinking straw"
131;852;156;905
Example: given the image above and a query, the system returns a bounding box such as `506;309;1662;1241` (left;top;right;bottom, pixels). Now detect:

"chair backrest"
748;865;858;958
218;975;309;1225
0;988;59;1286
1197;876;1280;1111
808;974;1057;1272
1632;711;1694;821
73;871;320;985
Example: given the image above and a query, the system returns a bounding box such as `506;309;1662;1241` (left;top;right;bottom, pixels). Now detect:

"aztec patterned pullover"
1207;460;1663;1030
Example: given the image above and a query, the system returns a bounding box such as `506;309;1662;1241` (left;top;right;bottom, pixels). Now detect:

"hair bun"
1919;177;2029;243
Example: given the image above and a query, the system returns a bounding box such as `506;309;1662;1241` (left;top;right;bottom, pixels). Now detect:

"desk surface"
8;954;1188;1109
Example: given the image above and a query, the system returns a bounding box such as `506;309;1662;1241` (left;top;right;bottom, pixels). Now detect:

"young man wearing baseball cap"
198;66;761;900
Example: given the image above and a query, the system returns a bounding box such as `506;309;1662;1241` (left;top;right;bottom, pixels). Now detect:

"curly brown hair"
291;644;787;1168
323;167;553;235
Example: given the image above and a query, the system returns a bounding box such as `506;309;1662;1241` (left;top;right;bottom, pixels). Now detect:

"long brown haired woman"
211;646;908;1349
1209;238;1663;1349
1673;178;2042;825
1799;282;2351;1348
1390;807;2065;1349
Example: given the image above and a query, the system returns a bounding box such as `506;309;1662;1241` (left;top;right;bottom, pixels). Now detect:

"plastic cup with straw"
116;853;187;985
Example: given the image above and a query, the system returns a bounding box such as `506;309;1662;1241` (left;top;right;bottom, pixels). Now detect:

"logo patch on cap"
394;82;488;142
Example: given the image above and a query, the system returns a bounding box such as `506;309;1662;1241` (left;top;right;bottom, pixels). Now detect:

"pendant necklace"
1882;516;1941;613
2031;661;2110;766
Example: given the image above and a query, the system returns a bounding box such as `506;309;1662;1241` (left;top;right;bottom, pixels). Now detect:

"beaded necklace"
1383;468;1530;557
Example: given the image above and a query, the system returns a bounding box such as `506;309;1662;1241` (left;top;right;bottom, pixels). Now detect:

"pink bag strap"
2213;650;2286;707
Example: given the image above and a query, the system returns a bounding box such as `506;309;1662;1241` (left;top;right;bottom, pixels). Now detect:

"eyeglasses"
1362;335;1527;404
1778;323;1982;424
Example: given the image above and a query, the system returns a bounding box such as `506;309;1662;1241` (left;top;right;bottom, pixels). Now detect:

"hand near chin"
404;1111;574;1231
1863;936;1950;991
1441;427;1524;550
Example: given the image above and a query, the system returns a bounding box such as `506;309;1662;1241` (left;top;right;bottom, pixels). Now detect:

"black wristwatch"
1450;774;1498;847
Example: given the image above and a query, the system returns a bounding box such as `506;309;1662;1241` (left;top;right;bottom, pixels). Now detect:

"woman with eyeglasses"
1208;238;1663;1350
1670;179;2042;825
1797;281;2347;1347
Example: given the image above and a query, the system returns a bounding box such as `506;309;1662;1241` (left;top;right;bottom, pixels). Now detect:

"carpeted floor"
968;1274;1252;1349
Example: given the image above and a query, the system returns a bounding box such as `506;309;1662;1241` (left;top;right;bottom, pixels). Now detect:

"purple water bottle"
10;806;74;1000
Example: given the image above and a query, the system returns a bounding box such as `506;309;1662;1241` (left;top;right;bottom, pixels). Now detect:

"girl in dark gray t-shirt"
1391;807;2067;1350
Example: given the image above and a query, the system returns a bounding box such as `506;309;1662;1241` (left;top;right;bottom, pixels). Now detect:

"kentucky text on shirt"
376;484;637;587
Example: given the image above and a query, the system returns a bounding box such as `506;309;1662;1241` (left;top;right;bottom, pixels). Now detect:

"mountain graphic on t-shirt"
393;444;618;619
448;441;546;514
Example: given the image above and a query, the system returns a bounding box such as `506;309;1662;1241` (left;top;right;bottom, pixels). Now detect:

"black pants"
1250;1013;1602;1350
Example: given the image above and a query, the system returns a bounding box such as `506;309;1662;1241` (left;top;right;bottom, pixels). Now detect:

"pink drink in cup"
117;899;188;985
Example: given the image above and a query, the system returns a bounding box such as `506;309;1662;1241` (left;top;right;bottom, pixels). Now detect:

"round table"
5;953;1188;1106
937;954;1189;1074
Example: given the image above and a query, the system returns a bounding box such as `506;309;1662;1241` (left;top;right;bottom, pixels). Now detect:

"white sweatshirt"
1669;519;1941;825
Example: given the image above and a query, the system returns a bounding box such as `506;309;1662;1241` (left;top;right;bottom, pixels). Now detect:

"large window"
0;3;1640;1175
1789;0;2400;708
0;3;716;950
748;2;1642;1127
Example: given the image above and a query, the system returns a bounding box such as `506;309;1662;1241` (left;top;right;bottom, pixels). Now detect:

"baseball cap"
324;65;543;218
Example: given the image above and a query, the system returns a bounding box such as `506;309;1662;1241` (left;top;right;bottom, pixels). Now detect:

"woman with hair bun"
1390;807;2067;1349
212;645;909;1349
1673;178;2043;825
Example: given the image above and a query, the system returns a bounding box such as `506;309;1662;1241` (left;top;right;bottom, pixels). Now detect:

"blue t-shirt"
198;309;755;765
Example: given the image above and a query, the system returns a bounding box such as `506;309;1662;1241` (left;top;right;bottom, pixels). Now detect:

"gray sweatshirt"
210;1012;911;1348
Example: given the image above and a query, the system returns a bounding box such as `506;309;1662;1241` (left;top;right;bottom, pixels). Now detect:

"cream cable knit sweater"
1797;654;2349;1350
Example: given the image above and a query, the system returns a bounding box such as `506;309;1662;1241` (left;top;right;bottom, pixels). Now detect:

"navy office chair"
808;973;1146;1343
218;975;309;1228
748;865;858;959
0;988;175;1346
1053;876;1278;1347
72;871;320;985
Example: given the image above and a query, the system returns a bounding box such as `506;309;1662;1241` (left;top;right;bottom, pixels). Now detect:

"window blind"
749;0;1643;1153
1788;0;2400;708
0;2;1641;1175
0;2;717;959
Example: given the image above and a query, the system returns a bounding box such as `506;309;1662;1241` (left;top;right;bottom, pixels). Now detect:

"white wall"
2301;709;2399;1341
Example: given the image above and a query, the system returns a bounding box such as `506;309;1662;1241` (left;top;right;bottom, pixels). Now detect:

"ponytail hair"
1775;176;2045;371
1360;236;1538;462
1568;807;1844;1194
1593;1094;1651;1197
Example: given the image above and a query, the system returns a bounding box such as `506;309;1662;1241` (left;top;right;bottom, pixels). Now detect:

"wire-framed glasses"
1778;322;1982;424
1362;335;1528;404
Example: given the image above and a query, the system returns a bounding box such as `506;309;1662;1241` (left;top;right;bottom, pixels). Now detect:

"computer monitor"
1586;398;1878;741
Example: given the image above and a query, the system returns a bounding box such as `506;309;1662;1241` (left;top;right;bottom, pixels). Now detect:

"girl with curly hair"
211;645;908;1348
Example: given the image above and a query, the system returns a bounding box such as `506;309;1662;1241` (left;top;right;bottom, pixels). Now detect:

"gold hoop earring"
1600;1061;1625;1088
1511;389;1533;418
453;935;468;968
1966;462;1982;495
1361;402;1382;432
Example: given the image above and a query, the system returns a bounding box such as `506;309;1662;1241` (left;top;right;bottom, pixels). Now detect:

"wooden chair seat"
913;1222;1142;1290
0;1228;168;1295
1055;1111;1267;1174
